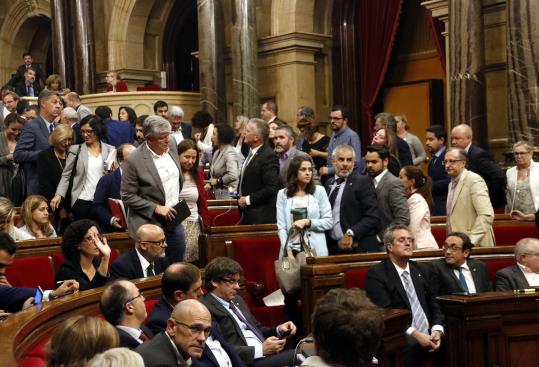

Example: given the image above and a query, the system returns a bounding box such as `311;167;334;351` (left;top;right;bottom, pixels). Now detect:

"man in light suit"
237;118;280;225
14;90;62;195
425;125;449;216
429;232;491;297
366;225;444;367
445;147;495;247
495;238;539;291
365;144;410;241
121;115;186;262
325;144;380;254
109;224;170;280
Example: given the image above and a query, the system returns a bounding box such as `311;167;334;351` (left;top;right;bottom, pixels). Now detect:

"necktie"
139;330;149;342
49;124;54;135
147;263;155;276
457;267;470;293
239;150;254;196
401;271;429;334
229;301;265;342
27;85;32;97
328;177;345;207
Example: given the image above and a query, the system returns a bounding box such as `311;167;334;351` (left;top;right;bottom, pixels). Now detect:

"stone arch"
107;0;137;70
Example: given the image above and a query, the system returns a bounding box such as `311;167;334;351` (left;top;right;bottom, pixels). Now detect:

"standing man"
153;100;168;118
364;144;410;241
100;280;152;349
451;123;506;208
14;90;62;195
260;101;287;125
237;118;280;225
495;238;539;291
366;225;444;367
425;125;449;216
109;224;171;280
121;115;186;262
325;145;380;254
0;91;19;129
429;232;490;297
444;147;494;247
10;52;45;87
319;105;363;177
64;92;93;122
15;68;41;97
168;105;192;140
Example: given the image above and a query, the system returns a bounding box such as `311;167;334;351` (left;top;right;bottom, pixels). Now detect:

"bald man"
109;224;171;280
136;300;212;367
450;124;506;208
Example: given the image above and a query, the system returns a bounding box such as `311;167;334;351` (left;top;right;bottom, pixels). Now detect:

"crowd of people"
1;52;539;367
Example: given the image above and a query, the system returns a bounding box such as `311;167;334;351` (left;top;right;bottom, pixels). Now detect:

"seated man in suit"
325;144;380;254
92;143;135;232
100;280;153;349
15;68;41;97
145;262;246;367
200;257;297;367
0;232;79;314
366;225;444;367
9;52;45;87
425;125;449;216
109;224;170;280
429;232;490;297
136;299;211;367
495;238;539;291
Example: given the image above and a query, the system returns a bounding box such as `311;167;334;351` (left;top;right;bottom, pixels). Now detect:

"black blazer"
136;331;188;367
467;143;506;208
117;326;154;350
238;143;280;225
366;259;444;328
324;173;380;252
397;136;413;167
199;293;277;365
145;296;172;335
11;64;45;85
109;248;170;281
91;169;122;233
55;258;108;291
428;258;491;297
495;265;529;291
428;148;450;216
15;81;42;97
37;146;65;202
0;285;36;313
181;122;192;139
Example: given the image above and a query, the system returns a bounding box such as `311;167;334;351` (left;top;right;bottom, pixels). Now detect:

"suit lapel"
385;260;411;309
80;144;89;177
467;260;481;291
38;117;50;140
450;169;467;214
513;266;530;288
208;295;248;345
129;249;145;278
409;263;428;310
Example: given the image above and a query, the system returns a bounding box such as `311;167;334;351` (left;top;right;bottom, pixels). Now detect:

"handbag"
274;227;316;294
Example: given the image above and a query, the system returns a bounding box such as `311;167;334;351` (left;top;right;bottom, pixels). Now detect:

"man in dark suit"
9;53;45;87
425;125;450;215
200;257;297;367
237;118;280;225
168;105;192;140
95;105;135;147
260;101;287;125
374;112;413;167
366;224;444;367
92;144;135;232
451;123;506;209
15;68;41;97
325;144;380;254
109;224;170;280
14;90;62;195
495;238;539;291
100;280;153;349
429;232;491;296
136;299;211;367
365;144;410;241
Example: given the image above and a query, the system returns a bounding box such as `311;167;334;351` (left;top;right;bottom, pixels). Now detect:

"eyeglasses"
220;278;241;286
442;159;463;166
125;292;145;305
80;129;95;135
329;116;344;121
140;239;167;248
171;319;211;338
513;151;530;156
442;244;463;252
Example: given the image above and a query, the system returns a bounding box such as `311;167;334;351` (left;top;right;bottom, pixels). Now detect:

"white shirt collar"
116;325;143;344
135;247;151;276
464;142;472;153
391;260;410;276
166;331;192;366
373;169;389;188
248;144;263;156
147;145;169;158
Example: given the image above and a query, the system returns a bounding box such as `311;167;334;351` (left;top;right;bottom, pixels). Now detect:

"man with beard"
364;144;409;241
325;145;379;254
425;125;449;215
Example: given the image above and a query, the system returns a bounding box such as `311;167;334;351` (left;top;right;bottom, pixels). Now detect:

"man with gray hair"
495;238;539;291
60;107;79;127
167;105;192;140
238;118;280;224
121;115;186;262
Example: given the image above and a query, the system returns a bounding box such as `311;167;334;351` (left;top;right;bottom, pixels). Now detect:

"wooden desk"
380;309;409;367
437;291;539;367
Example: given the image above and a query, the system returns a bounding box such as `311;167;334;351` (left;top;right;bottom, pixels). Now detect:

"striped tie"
401;270;429;334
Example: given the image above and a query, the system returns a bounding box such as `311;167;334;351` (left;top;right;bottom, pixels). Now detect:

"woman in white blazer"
399;165;438;249
506;141;539;220
208;124;240;192
51;116;115;220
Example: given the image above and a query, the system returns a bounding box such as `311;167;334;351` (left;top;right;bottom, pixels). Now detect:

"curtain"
425;9;446;72
357;0;404;144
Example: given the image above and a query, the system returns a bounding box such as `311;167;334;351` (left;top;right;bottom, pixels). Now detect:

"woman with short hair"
105;71;128;92
208;123;240;192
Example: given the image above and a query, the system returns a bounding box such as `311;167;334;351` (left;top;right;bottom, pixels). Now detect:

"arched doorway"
12;15;52;79
162;0;199;91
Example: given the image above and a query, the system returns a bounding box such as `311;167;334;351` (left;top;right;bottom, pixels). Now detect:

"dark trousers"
164;224;186;263
252;349;297;367
72;199;93;221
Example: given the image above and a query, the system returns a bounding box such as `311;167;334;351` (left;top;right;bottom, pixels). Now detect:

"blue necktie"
457;267;469;293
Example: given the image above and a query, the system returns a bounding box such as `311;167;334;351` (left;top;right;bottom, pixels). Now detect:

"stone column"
448;0;487;147
230;0;258;119
50;0;70;88
70;0;96;94
197;0;226;123
507;0;539;145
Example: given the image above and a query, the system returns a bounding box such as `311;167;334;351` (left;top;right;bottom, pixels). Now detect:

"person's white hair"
143;115;171;137
61;107;78;121
168;105;184;118
87;347;144;367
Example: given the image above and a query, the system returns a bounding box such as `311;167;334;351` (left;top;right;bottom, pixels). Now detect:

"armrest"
245;280;266;297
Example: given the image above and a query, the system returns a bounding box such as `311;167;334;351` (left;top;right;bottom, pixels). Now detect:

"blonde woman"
506;141;539;221
395;113;426;166
0;197;32;241
19;195;57;239
105;71;128;92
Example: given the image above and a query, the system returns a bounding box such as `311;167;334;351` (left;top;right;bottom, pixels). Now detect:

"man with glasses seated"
136;299;212;367
444;147;495;247
109;224;170;280
428;232;490;297
200;257;297;367
495;238;539;291
100;280;152;349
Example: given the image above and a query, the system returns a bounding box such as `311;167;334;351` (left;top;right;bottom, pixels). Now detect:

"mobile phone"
34;286;44;305
280;329;292;339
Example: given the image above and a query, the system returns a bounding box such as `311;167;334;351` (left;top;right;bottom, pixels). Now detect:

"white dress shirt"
205;336;233;367
148;146;180;207
517;262;539;287
452;260;477;293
